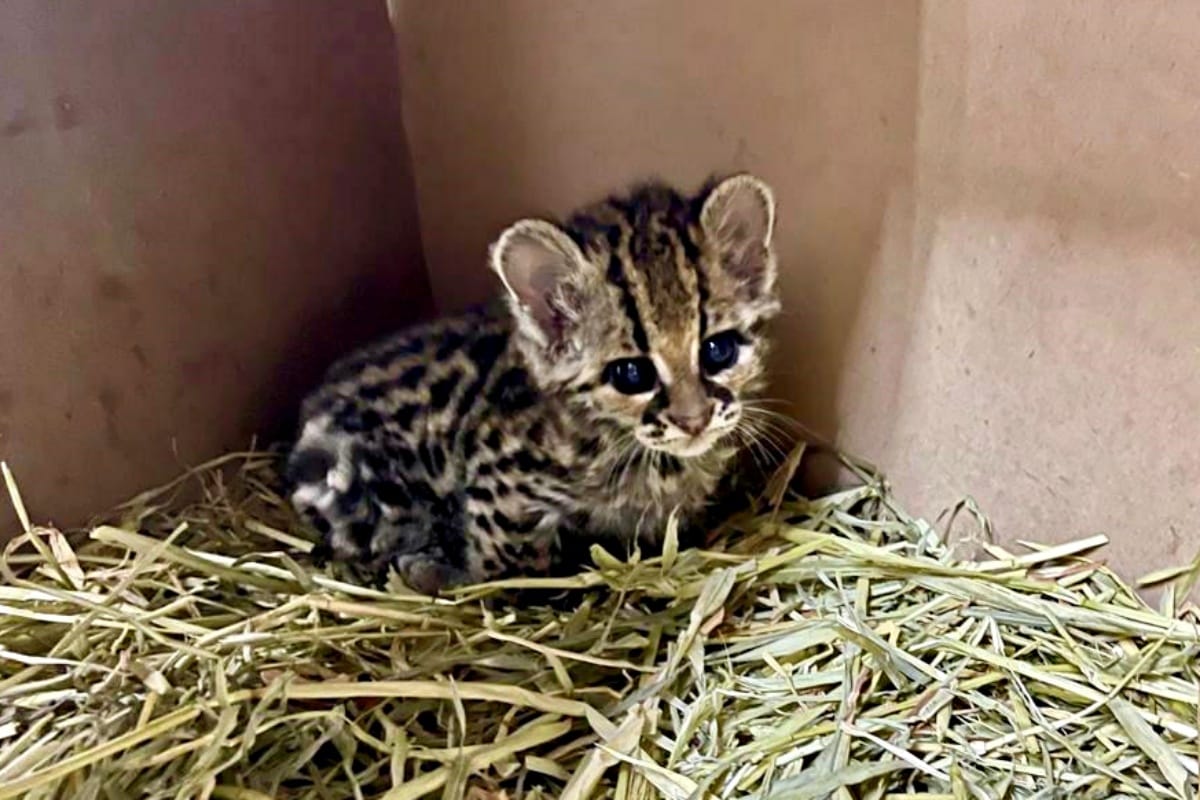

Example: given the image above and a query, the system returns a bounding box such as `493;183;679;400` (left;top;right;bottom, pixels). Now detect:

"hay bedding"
1;451;1198;800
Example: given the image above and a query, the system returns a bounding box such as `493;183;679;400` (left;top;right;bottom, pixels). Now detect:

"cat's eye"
604;357;658;394
700;331;743;375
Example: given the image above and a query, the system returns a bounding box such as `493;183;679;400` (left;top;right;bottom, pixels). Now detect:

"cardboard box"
3;1;1197;578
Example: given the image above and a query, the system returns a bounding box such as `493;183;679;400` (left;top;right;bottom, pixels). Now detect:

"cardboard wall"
0;1;432;530
844;2;1200;575
397;0;1200;576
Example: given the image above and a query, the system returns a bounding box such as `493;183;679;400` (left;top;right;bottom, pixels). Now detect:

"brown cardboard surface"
396;1;1200;577
0;1;431;530
846;2;1200;578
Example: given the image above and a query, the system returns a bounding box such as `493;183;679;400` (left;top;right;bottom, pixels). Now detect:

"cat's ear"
700;174;777;299
490;219;591;347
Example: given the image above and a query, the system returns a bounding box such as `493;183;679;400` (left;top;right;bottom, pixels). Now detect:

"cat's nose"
667;407;712;436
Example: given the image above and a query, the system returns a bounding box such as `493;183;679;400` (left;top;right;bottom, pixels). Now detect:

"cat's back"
297;301;516;434
285;301;541;571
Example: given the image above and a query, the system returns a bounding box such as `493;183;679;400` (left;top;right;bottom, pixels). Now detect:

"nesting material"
1;452;1199;800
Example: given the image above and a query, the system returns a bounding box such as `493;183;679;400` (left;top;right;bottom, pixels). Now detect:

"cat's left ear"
699;174;777;300
490;219;592;349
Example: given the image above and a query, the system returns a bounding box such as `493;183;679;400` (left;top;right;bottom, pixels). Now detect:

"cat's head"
490;174;780;459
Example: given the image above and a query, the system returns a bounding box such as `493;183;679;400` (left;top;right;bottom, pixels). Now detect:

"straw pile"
1;450;1198;800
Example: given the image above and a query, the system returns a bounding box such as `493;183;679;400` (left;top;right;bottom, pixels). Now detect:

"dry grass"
1;451;1199;799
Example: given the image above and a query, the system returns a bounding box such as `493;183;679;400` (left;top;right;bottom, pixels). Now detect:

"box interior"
3;0;1198;578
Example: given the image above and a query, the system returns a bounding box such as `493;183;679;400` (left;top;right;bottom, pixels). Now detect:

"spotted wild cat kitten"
286;174;781;594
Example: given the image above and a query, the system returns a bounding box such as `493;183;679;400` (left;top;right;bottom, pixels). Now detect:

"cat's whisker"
730;422;779;472
741;403;835;448
738;414;793;454
739;419;795;468
740;410;803;450
744;397;795;408
729;429;768;473
604;437;641;492
741;404;803;430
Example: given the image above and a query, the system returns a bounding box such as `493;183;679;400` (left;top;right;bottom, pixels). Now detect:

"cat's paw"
391;553;467;596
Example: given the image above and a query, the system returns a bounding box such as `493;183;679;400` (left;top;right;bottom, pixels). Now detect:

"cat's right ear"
490;220;591;348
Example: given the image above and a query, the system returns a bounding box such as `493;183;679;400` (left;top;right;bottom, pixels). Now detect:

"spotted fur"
286;174;781;594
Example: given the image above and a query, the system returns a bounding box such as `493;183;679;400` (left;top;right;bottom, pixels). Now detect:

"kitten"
285;174;781;594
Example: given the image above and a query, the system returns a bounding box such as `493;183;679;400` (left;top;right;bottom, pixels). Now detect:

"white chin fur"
639;426;732;459
663;439;716;458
